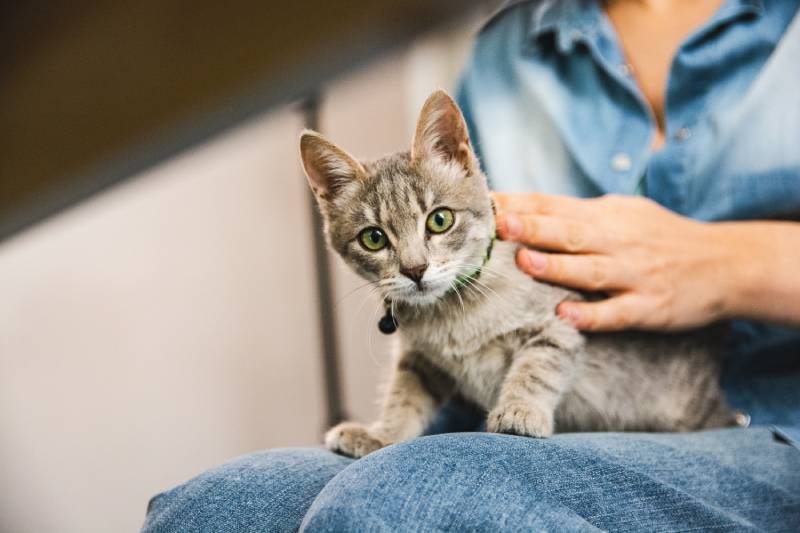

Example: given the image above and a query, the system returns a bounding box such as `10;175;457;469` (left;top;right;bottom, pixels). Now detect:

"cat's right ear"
299;130;365;202
411;90;477;175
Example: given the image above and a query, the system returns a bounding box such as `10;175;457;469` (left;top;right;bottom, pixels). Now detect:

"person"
142;1;800;531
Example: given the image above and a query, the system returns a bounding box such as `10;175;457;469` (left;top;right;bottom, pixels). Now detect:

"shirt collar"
527;0;599;53
525;0;765;54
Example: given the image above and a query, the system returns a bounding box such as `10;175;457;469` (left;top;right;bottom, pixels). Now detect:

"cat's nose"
400;263;428;284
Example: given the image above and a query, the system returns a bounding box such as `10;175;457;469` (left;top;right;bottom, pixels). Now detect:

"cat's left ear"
411;90;477;175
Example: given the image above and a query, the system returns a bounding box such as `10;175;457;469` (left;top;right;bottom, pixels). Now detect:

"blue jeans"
142;427;800;532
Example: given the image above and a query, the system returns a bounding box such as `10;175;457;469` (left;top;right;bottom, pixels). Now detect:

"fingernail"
523;250;547;273
503;214;522;239
558;304;581;325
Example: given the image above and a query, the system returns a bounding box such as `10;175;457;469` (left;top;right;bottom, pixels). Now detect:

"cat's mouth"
393;281;445;301
386;271;460;306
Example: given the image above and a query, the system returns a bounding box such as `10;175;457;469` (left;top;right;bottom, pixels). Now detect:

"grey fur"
300;90;738;458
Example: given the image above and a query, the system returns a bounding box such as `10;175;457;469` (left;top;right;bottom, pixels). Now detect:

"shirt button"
734;411;751;428
611;153;632;172
674;127;691;141
619;63;633;76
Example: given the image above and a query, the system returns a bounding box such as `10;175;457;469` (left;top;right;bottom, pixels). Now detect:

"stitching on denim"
667;523;751;533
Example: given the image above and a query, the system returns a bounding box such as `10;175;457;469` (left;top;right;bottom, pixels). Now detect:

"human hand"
493;193;752;332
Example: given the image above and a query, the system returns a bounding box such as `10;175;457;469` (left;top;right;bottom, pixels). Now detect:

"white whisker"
366;294;385;367
450;261;515;310
456;262;513;282
449;280;466;318
347;284;383;367
335;280;379;309
459;275;490;301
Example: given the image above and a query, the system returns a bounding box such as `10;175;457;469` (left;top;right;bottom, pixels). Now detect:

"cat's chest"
428;339;511;410
397;290;528;357
403;326;528;410
403;318;492;358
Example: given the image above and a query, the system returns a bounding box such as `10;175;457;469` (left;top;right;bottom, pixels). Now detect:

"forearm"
716;220;800;327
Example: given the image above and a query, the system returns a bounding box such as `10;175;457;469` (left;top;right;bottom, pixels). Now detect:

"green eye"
359;227;388;251
426;208;455;234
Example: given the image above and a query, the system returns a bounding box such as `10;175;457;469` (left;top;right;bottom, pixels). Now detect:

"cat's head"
299;90;494;306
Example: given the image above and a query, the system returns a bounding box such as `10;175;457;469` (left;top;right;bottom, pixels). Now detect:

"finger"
497;213;611;253
492;192;593;218
556;294;643;332
516;249;631;291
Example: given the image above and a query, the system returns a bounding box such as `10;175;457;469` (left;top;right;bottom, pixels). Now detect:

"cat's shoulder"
488;240;581;306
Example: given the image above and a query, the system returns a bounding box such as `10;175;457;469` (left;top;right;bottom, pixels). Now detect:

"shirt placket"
573;16;656;197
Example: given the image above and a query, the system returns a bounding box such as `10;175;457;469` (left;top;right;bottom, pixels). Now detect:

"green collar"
451;231;496;292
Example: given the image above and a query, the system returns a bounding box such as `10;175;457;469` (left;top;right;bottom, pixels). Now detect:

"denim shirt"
457;0;800;439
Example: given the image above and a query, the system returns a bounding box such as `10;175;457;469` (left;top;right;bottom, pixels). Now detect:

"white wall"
0;109;326;532
0;11;487;533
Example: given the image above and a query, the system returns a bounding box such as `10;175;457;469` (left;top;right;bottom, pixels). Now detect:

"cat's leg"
487;323;583;438
325;350;451;458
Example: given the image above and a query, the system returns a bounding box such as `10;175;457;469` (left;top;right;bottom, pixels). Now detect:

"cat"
299;90;742;459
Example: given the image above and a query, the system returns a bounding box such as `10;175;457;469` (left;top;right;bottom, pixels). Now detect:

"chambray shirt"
458;0;800;440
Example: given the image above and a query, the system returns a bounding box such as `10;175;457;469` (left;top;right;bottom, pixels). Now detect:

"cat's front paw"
325;422;388;458
487;403;554;438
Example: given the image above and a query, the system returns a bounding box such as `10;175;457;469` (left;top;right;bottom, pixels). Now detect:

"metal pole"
299;94;347;429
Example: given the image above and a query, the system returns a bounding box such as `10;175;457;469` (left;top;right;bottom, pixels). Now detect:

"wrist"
707;222;769;320
702;220;800;326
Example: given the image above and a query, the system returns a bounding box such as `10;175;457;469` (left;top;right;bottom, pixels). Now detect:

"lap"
302;428;800;532
142;447;352;533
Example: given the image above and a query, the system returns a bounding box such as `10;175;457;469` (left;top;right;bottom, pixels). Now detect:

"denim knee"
143;447;351;533
302;430;795;532
300;433;599;532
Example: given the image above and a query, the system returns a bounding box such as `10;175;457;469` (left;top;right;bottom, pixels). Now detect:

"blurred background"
0;2;499;532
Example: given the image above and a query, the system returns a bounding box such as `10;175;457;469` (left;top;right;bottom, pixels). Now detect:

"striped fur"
301;91;738;458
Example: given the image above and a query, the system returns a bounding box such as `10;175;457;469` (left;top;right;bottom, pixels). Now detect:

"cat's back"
559;328;733;432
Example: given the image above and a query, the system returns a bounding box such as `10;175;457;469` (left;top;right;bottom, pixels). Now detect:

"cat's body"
392;238;734;434
300;90;739;458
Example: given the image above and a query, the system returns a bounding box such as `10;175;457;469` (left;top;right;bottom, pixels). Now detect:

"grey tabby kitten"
300;90;741;459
